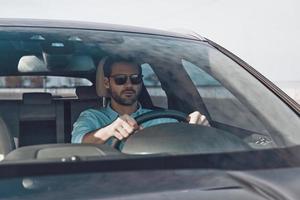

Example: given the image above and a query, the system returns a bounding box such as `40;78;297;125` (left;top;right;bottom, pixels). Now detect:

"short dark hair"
103;56;142;77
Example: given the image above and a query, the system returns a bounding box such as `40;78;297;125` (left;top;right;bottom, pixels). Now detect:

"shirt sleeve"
71;110;103;143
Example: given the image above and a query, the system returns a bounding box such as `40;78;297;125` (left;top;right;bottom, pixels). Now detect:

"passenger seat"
0;117;15;161
19;93;65;147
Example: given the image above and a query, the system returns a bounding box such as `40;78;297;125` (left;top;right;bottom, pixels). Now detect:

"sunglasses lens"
113;75;127;85
130;75;143;84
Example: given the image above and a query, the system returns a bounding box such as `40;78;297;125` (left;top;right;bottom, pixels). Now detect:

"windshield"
0;27;299;164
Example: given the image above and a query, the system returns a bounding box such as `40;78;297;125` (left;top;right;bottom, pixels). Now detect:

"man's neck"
110;101;138;115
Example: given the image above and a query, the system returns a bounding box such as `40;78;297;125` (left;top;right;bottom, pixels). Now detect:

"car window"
141;63;167;108
0;26;299;165
182;59;270;136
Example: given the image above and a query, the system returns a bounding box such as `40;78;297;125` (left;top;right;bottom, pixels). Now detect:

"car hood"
1;167;300;200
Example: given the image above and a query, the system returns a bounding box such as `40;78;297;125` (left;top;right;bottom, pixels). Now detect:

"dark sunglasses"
110;74;143;85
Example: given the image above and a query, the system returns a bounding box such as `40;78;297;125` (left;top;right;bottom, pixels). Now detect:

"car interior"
0;27;280;163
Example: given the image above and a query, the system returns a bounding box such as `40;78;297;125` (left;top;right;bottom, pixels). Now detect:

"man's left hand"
188;111;210;126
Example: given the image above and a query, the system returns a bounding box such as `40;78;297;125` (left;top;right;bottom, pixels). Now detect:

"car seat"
0;117;15;160
19;93;63;146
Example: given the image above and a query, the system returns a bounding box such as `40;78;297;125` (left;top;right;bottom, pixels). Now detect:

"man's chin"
110;91;140;106
116;97;138;106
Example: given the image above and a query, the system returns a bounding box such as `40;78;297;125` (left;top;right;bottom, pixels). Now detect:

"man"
71;56;209;145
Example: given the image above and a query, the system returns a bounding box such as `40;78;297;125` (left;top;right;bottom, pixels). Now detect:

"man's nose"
124;77;133;86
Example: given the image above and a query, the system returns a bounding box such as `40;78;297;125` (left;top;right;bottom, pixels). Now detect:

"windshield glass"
0;27;299;164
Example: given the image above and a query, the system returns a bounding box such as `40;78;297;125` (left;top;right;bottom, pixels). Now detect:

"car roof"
0;18;203;41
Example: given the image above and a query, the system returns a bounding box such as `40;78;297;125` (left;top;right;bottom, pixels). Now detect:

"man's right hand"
82;114;140;144
103;114;139;140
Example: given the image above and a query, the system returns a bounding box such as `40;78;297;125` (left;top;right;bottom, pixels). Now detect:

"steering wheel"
111;110;189;149
135;109;189;124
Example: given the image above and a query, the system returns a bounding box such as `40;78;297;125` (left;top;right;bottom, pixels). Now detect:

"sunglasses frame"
109;74;143;85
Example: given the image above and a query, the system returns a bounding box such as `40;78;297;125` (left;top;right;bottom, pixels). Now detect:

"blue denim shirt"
71;104;176;144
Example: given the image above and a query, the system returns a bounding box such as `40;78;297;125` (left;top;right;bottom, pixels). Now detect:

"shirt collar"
106;102;142;118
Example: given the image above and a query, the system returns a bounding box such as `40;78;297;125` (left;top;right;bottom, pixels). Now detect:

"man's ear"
104;77;110;89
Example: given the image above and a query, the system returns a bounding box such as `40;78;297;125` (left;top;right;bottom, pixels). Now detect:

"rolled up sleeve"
71;110;100;143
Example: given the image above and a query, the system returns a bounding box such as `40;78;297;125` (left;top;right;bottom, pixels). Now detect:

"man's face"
105;62;142;106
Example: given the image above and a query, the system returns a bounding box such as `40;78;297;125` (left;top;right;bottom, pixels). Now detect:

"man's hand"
83;114;140;144
188;111;210;126
99;114;140;141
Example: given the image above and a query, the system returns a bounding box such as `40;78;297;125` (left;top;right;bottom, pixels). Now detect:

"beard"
109;88;140;106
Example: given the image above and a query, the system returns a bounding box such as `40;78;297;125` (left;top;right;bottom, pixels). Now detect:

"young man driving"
71;57;209;145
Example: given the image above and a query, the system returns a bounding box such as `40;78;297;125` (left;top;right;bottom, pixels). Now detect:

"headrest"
96;57;109;97
18;55;95;72
22;93;52;104
75;86;98;99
